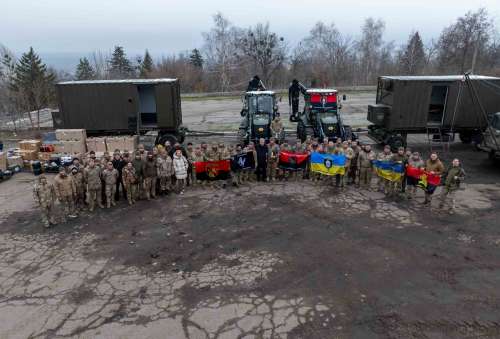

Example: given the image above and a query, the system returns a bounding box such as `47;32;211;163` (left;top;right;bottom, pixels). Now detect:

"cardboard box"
7;155;23;168
0;152;7;171
19;139;42;152
105;137;122;153
86;137;108;152
19;150;39;161
55;129;87;141
62;140;86;154
53;143;65;154
123;135;138;152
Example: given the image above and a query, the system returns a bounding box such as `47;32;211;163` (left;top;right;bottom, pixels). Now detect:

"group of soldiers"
32;137;465;228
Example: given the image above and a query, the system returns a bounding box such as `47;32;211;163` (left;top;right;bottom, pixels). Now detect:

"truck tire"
156;133;178;147
459;132;472;144
387;135;404;151
297;122;306;142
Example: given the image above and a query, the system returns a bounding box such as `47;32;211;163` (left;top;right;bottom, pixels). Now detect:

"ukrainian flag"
310;152;346;175
373;160;404;182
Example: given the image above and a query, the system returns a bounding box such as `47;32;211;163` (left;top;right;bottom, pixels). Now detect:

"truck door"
427;84;448;125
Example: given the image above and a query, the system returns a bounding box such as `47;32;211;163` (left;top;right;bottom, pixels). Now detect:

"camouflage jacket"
85;166;102;190
54;174;76;198
33;182;56;207
102;168;119;185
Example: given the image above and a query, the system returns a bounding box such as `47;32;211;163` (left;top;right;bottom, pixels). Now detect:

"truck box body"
54;79;182;135
368;75;500;132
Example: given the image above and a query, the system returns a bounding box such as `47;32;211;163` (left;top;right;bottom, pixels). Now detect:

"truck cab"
238;91;279;144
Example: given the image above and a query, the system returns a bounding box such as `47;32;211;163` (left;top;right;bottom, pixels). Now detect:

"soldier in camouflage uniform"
185;143;194;186
267;137;280;181
33;174;57;227
102;161;119;208
84;159;104;211
70;166;86;211
389;147;407;197
122;162;137;205
54;167;77;219
143;152;158;200
192;146;206;186
157;152;173;194
342;141;354;186
357;144;376;189
376;145;393;194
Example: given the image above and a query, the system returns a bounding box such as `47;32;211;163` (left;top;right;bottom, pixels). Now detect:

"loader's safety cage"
304;89;338;112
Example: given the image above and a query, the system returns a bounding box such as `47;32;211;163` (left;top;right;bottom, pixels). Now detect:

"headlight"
258;128;264;132
328;126;334;131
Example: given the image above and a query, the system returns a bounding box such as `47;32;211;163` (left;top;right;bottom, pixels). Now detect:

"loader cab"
305;89;340;134
238;91;278;144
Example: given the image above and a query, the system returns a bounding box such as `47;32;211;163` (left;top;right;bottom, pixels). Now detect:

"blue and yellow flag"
373;160;404;182
310;152;346;175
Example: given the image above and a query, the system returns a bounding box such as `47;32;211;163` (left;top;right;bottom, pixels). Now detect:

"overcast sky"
2;0;500;68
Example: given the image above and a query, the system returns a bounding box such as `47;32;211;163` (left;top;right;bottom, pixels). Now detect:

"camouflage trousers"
359;167;372;188
87;188;103;211
59;195;76;218
105;184;116;208
439;187;458;211
267;160;278;180
75;186;86;210
159;176;172;191
144;177;157;200
39;203;56;227
124;183;137;204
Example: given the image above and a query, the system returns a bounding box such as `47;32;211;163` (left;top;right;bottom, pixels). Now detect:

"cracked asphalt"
1;91;500;338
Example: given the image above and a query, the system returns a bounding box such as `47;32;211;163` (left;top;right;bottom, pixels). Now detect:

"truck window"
377;79;393;106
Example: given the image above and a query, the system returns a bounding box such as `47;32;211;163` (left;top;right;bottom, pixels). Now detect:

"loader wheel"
297;122;306;142
157;134;177;147
237;129;247;145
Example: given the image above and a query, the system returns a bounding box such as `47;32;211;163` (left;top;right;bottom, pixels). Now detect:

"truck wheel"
459;132;472;144
157;134;178;147
387;135;404;151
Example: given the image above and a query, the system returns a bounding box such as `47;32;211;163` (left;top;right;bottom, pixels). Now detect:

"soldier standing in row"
71;166;86;211
33;174;57;228
255;138;269;182
122;162;137;205
357;144;376;189
267;137;280;181
377;145;393;194
85;159;104;211
342;141;354;187
143;152;158;200
54;167;77;220
438;158;465;214
132;151;145;201
270;115;284;141
389;147;407;197
102;162;119;208
157;152;173;194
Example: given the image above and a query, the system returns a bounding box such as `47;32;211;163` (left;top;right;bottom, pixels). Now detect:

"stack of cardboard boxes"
18;139;42;161
54;129;87;156
86;136;138;154
0;151;7;171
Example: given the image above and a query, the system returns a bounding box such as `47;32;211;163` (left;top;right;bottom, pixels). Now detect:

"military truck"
238;91;281;144
296;89;353;142
367;75;500;149
53;79;185;145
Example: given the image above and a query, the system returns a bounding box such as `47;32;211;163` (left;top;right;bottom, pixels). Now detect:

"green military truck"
53;79;185;145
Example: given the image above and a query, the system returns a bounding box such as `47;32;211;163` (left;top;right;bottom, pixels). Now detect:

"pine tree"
399;31;426;75
139;50;154;77
189;48;204;68
12;47;54;129
75;57;96;80
108;46;134;78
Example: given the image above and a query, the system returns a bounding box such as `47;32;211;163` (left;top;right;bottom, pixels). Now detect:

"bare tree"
202;12;242;92
398;31;426;75
356;18;386;84
436;8;492;73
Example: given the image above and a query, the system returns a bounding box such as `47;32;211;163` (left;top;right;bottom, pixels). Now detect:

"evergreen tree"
189;48;204;68
399;31;426;75
108;46;134;78
139;50;154;77
75;57;96;80
12;47;54;129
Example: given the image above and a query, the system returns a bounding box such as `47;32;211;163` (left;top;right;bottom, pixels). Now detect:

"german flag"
278;151;309;171
193;160;231;181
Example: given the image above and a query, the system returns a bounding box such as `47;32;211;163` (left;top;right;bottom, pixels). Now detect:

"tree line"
1;8;499;128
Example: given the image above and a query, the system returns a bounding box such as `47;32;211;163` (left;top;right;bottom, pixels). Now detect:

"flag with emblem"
231;152;255;171
310;152;346;175
373;160;405;182
193;160;231;181
278;151;309;171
